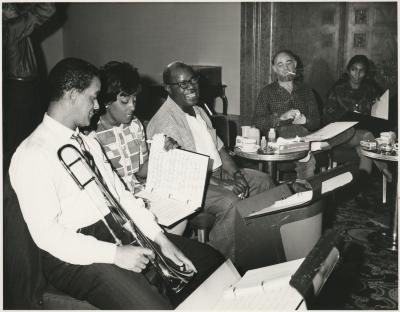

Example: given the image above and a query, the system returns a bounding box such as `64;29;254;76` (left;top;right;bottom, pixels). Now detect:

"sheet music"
139;134;209;226
146;148;208;206
248;190;313;217
371;89;389;120
321;172;353;194
177;260;241;310
213;258;304;310
310;141;330;151
136;190;195;227
304;122;358;142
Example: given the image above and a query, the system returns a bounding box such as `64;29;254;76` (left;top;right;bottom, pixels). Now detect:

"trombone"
57;144;195;293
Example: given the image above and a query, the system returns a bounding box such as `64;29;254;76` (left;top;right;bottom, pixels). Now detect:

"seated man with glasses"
147;61;275;262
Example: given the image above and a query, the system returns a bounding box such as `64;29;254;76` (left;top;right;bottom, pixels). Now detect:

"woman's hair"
98;61;141;110
346;54;370;73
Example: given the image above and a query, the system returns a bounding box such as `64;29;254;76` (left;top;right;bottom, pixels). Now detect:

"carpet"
314;173;398;310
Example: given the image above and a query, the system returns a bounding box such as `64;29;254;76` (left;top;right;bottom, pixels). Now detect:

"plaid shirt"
323;79;382;124
89;117;148;191
253;81;320;136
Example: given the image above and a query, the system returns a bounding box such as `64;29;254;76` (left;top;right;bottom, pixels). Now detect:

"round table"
360;148;398;251
234;147;309;180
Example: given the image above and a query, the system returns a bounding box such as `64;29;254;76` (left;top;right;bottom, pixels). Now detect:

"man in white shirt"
9;58;224;309
147;62;275;262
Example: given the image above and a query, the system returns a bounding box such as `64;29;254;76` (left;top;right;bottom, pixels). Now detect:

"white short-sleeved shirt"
186;113;222;171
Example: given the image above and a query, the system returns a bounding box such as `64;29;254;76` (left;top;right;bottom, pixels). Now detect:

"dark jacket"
3;3;55;79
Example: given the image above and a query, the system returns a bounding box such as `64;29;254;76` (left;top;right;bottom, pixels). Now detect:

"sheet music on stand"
136;134;209;227
303;122;358;142
371;89;389;120
178;230;343;310
213;258;304;310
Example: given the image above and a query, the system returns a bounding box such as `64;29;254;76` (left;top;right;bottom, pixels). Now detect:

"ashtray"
258;146;276;155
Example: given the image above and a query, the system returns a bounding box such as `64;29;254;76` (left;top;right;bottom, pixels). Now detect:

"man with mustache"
147;61;275;262
253;50;321;179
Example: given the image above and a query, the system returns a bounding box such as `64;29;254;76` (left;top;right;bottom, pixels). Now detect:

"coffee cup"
241;126;251;137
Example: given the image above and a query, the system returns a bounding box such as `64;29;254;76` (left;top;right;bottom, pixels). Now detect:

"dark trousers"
3;79;45;169
205;168;275;261
42;233;224;309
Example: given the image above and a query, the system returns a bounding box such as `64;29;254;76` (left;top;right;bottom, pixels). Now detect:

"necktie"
72;134;95;168
71;134;125;245
71;133;107;186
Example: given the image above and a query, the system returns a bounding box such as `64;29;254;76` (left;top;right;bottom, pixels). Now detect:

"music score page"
213;258;304;310
136;134;209;227
304;122;358;142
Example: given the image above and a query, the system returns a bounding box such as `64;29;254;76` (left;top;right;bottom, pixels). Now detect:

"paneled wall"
274;3;345;101
240;2;397;125
344;2;397;92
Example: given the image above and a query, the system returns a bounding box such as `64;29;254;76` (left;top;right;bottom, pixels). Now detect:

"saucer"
238;145;259;153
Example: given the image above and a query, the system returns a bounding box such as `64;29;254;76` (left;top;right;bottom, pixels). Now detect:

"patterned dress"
89;117;148;192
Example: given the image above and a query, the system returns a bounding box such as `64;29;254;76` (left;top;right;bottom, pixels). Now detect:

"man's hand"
210;175;249;198
280;109;300;121
164;137;180;151
233;171;250;198
154;233;197;273
114;245;155;272
293;113;306;125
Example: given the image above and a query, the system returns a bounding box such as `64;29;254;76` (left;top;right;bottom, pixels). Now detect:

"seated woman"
323;55;392;205
89;61;185;233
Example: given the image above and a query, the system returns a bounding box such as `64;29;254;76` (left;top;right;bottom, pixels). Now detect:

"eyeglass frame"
164;75;200;90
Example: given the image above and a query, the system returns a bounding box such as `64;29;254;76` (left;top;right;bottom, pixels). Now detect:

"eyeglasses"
165;76;200;90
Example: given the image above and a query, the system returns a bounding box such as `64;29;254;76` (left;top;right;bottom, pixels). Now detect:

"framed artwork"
353;33;367;48
355;8;368;24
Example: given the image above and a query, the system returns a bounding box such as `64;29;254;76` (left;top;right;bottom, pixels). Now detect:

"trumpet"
57;144;195;293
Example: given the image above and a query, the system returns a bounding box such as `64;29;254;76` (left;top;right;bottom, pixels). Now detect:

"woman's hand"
154;233;197;273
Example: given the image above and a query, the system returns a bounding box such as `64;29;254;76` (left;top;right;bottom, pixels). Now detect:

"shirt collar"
273;80;299;93
43;113;77;141
166;95;200;116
